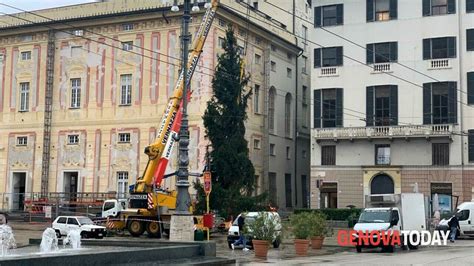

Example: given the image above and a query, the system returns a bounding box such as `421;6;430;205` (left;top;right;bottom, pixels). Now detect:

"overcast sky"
0;0;95;14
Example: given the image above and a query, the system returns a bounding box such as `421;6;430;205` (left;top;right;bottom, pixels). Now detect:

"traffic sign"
203;171;212;195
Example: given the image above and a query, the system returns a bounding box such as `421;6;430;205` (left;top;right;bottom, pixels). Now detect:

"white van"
227;212;282;249
438;201;474;238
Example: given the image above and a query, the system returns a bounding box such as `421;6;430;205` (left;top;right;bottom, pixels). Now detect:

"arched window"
268;87;276;132
285;93;292;137
370;174;394;195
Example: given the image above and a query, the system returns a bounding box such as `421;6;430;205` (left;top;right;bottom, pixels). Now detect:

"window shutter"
467;29;474;51
336;88;343;127
367;0;374;22
447;37;456;58
468;130;474;162
423;39;431;60
336;47;343;66
447;0;456;14
468;72;474;105
423;83;432;124
315;6;322;27
336;4;344;25
390;42;398;62
367;43;374;64
448;82;457;124
366;86;374;126
422;0;431;16
390;0;398;19
390;85;398;125
314;48;321;68
314;90;321;128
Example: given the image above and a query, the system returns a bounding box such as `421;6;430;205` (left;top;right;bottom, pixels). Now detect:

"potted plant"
309;212;328;249
244;212;276;258
290;212;313;256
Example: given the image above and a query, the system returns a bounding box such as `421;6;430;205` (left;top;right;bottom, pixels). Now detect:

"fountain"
40;228;58;253
63;229;81;249
0;225;16;256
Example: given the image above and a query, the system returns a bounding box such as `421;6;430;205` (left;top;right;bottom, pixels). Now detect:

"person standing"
448;214;460;243
231;213;249;251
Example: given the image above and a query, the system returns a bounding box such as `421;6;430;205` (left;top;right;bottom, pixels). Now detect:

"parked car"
227;212;281;249
436;201;474;238
52;216;106;239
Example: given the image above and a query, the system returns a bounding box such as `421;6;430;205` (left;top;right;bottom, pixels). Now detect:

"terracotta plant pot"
253;239;269;258
311;236;325;249
294;239;310;256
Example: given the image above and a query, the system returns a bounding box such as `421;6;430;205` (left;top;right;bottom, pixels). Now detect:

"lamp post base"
169;214;194;241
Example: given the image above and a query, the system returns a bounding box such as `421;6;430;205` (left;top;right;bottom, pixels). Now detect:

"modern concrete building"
310;0;474;211
0;0;310;211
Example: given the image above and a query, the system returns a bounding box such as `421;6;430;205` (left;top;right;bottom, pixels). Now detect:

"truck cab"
102;199;127;218
438;201;474;237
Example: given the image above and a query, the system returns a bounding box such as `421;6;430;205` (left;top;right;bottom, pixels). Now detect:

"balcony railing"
372;63;391;73
313;124;453;140
429;59;451;70
319;67;338;77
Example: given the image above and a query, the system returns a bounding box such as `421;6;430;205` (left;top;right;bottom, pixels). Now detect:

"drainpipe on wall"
457;0;465;202
292;0;298;208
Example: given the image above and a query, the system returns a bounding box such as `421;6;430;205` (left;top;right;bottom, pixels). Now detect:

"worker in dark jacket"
448;214;460;242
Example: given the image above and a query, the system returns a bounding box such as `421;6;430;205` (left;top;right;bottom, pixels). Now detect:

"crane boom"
134;0;218;193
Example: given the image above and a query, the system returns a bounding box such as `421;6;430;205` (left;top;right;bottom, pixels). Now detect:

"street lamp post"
169;0;198;241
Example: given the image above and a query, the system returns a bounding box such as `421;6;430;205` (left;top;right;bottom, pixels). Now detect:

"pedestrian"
231;213;249;251
448;214;460;243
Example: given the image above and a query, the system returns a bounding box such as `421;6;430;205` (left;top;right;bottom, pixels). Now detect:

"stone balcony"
313;124;454;141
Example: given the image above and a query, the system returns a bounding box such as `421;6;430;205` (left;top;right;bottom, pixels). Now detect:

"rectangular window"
468;130;474;162
122;41;133;51
271;61;276;72
218;19;226;27
314;88;343;128
287;68;292;78
366;42;397;64
321;145;336;165
255;53;261;64
255;36;262;45
117;171;129;195
315;4;344;27
286;146;291;159
468;0;474;12
313;47;343;68
238;46;245;56
253;139;261;149
467;29;474;51
302;175;308;208
218;37;225;49
254;84;260;113
21;51;31;61
423;82;457;124
302;55;308;74
432;143;449;165
423;0;457;15
368;0;398;22
19;82;29;112
270;143;275;156
16;136;27;146
285;174;292;207
70;78;81;109
423;37;456;59
120;74;132;105
468;72;474;105
366;85;398;126
122;24;134;31
68;134;80;145
253;1;258;10
375;144;391;165
118;133;131;143
302;25;308;51
271;45;277;52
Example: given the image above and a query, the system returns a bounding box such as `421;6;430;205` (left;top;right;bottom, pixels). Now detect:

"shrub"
309;212;329;237
244;212;276;244
294;208;362;221
289;212;313;239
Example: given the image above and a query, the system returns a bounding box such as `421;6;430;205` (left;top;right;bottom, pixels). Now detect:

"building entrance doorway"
11;172;26;211
370;174;394;195
63;172;78;202
320;182;337;208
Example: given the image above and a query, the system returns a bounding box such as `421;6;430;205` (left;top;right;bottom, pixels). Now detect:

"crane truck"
102;0;218;238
